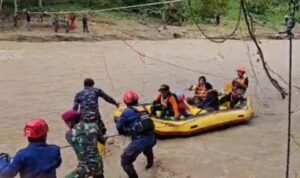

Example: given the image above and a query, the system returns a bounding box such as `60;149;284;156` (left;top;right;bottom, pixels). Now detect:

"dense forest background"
0;0;299;27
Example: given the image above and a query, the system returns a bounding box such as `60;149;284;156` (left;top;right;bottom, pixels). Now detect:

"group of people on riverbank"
0;66;248;178
14;11;90;33
52;13;90;33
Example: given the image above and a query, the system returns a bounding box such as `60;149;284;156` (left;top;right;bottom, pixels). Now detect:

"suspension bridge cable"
241;0;288;99
284;0;297;177
121;40;232;80
30;0;184;14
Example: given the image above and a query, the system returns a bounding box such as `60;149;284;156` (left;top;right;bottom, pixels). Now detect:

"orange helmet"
24;119;49;138
237;67;246;74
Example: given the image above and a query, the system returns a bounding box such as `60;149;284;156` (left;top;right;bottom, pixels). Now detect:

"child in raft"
175;91;190;118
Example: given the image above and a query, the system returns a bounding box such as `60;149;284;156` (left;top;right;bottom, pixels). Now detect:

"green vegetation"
0;0;298;28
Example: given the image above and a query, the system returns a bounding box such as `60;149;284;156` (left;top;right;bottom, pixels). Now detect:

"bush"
246;0;277;15
188;0;229;21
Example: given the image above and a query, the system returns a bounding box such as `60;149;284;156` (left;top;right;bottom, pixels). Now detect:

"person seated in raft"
175;91;190;118
151;84;180;120
188;76;218;110
198;89;219;112
219;67;249;108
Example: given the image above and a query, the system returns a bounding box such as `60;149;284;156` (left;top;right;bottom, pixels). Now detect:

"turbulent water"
0;40;300;178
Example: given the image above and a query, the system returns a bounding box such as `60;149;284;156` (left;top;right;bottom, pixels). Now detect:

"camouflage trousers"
65;161;104;178
95;118;106;135
83;115;107;135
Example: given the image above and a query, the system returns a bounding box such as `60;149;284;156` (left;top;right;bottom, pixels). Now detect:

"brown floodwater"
0;39;300;178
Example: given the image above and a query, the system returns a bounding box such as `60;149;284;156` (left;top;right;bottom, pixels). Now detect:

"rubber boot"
122;164;138;178
93;174;104;178
143;149;154;170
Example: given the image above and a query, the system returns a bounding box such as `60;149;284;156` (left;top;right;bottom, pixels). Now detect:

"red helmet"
123;91;139;105
61;110;80;122
24;119;49;138
237;67;246;74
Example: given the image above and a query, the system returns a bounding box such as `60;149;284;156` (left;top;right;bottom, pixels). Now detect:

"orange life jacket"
195;84;213;99
156;93;180;117
232;77;247;96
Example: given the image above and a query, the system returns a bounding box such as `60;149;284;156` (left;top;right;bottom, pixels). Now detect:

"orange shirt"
155;94;180;118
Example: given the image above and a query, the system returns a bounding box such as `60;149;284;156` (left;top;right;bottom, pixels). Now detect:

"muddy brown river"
0;39;300;178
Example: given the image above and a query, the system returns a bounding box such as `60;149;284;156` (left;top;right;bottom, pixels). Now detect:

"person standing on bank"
82;15;89;33
25;11;31;31
73;78;119;135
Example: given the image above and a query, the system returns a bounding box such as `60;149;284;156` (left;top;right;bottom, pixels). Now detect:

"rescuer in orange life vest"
220;67;249;108
151;84;180;120
188;76;219;111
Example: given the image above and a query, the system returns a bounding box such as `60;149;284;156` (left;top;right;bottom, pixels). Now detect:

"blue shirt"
116;107;141;135
0;142;62;178
116;107;156;150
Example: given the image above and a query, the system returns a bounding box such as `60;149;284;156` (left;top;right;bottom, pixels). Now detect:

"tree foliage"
189;0;229;21
0;0;297;25
246;0;278;15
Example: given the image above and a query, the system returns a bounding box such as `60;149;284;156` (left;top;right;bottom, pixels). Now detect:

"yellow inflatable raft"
113;98;254;137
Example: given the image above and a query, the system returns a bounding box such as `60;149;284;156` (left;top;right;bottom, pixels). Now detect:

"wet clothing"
116;106;156;178
220;77;248;108
65;122;105;178
73;87;118;134
0;142;61;178
151;93;179;119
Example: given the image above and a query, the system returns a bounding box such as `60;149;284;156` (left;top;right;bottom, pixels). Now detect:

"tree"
0;0;3;11
38;0;42;8
191;0;229;21
247;0;277;15
14;0;18;16
13;0;18;27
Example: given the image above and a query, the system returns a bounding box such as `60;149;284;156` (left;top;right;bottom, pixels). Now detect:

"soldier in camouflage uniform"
62;110;106;178
73;78;119;135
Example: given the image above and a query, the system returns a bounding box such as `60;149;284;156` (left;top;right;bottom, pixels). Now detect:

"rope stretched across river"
29;0;184;14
